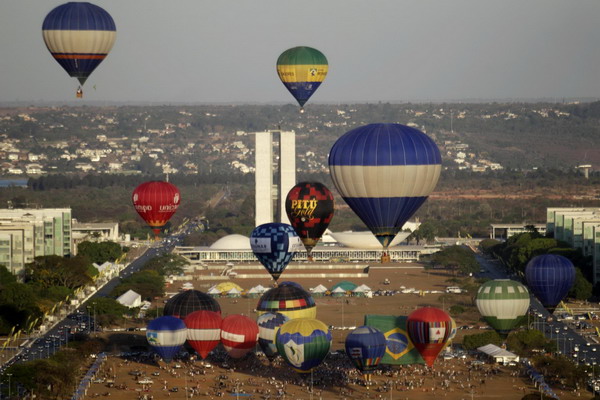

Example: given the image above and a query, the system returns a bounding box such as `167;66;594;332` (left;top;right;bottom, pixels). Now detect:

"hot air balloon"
220;314;259;359
476;279;530;336
256;284;317;320
285;182;334;259
345;326;386;382
276;46;328;112
42;2;116;98
406;307;452;367
146;316;187;363
442;317;458;351
525;254;575;313
275;318;332;374
132;181;180;239
184;310;222;359
328;123;441;253
164;290;221;319
250;223;303;281
257;312;290;360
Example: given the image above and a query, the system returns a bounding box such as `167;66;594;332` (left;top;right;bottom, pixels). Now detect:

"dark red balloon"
406;307;452;367
285;182;334;256
184;310;222;359
132;181;180;237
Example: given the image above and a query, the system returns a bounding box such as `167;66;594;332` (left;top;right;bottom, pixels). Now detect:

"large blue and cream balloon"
146;316;188;363
251;223;303;281
328;123;441;248
42;2;116;86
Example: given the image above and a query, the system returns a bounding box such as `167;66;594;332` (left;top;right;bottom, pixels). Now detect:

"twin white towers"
255;130;296;227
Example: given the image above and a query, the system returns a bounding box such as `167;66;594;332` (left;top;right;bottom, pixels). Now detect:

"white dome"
209;234;251;250
328;231;411;249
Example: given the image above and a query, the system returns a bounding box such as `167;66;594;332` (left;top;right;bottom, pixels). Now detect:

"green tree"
24;255;95;290
462;331;503;350
569;267;593;300
506;329;554;356
77;241;124;264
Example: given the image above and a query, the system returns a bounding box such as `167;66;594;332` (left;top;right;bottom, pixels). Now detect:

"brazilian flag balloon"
275;318;331;374
475;279;530;336
276;46;328;111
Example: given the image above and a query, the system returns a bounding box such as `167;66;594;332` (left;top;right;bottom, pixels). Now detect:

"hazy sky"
1;0;599;104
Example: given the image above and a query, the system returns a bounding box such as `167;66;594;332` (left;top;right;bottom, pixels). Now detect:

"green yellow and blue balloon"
276;46;328;112
275;318;332;374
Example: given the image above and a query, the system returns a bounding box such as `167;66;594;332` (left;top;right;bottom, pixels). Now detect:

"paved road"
1;223;196;373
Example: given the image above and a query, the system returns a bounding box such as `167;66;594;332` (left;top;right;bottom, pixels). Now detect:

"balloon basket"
380;253;391;263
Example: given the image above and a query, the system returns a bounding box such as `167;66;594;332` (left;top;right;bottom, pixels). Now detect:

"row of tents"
200;281;373;298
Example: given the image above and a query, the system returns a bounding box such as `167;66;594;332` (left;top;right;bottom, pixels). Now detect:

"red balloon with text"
406;307;452;367
132;181;180;238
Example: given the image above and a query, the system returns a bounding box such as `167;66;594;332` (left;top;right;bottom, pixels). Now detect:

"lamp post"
7;373;11;400
92;302;97;336
86;306;91;334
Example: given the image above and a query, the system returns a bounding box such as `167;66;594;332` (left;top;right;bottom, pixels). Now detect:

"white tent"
227;288;242;298
207;286;221;297
353;284;371;292
331;286;347;297
353;284;373;297
181;282;194;291
477;344;519;365
116;289;142;308
311;284;328;293
310;284;328;297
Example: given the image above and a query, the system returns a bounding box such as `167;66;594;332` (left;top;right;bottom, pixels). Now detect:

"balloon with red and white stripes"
184;310;222;359
220;314;259;359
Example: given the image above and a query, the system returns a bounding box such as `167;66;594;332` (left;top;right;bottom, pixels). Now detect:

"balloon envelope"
184;310;222;359
525;254;575;313
345;326;386;374
164;290;221;319
406;307;452;367
42;2;116;86
221;314;259;359
276;318;332;374
285;182;334;256
256;285;317;320
276;46;328;108
250;223;303;281
476;279;530;335
132;181;180;237
146;316;187;363
257;312;290;360
328;123;441;248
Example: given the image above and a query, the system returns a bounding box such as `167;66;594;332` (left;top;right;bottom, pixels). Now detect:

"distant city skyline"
1;0;599;104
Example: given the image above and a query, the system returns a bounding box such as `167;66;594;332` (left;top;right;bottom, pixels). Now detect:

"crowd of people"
85;348;551;399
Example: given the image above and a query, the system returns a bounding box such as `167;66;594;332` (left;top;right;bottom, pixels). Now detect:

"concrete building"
546;207;600;285
550;208;600;242
489;223;547;239
72;221;120;254
0;208;72;276
254;130;296;226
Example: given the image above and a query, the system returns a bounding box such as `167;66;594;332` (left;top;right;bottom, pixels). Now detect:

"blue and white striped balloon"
328;123;441;248
146;316;187;363
251;223;303;281
257;312;290;359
